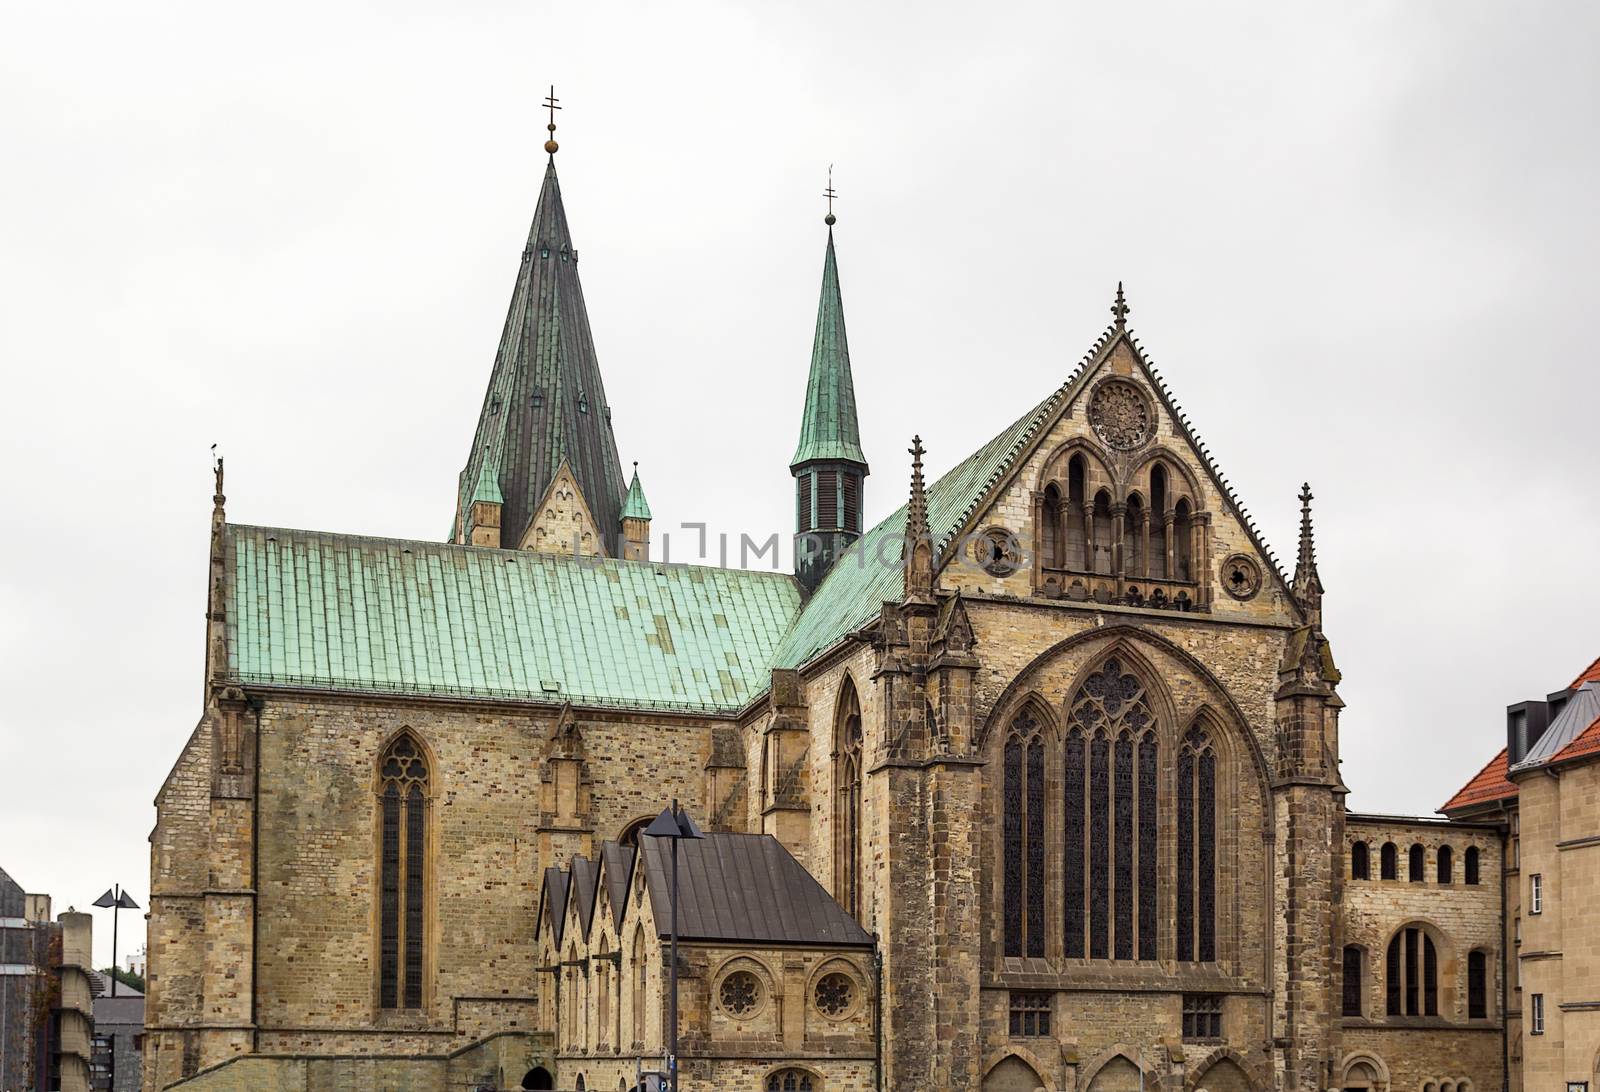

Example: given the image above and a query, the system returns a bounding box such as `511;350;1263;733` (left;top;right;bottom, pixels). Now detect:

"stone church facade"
145;135;1514;1092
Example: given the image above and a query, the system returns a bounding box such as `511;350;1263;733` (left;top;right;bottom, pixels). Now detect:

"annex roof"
637;831;871;947
223;524;802;713
1439;747;1518;813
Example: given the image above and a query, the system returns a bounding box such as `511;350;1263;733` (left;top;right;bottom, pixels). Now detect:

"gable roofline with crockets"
932;316;1297;609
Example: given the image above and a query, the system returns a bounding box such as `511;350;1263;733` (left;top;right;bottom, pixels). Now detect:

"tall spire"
906;435;928;543
1293;482;1324;626
791;185;866;469
453;120;627;552
791;180;869;593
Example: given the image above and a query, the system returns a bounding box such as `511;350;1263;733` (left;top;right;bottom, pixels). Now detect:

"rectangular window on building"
1182;994;1223;1041
1008;991;1051;1037
1531;993;1545;1034
1468;950;1488;1019
1531;873;1543;914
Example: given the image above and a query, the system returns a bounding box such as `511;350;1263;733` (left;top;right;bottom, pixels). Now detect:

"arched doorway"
1340;1055;1388;1092
521;1067;554;1090
983;1055;1045;1092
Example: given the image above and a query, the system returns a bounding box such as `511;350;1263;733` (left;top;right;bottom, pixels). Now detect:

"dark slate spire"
790;228;867;469
454;158;627;549
1293;482;1324;626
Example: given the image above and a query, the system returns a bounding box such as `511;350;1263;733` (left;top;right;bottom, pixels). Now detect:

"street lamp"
92;885;140;997
642;800;703;1092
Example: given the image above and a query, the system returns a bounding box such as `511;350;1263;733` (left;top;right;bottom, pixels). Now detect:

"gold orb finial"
542;85;562;158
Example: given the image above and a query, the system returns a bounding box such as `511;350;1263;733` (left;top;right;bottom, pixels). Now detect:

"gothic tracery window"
378;733;429;1009
1003;708;1047;957
1065;659;1157;962
766;1069;815;1091
834;682;863;919
1177;723;1217;963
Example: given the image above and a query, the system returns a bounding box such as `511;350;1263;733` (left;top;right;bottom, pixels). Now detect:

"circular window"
1221;554;1262;600
718;969;762;1017
814;971;855;1019
1087;378;1153;451
973;527;1021;576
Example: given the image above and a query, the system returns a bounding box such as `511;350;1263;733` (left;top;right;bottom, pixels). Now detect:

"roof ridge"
227;522;799;582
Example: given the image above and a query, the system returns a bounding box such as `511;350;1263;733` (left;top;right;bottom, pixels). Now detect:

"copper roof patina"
790;229;866;469
224;524;801;713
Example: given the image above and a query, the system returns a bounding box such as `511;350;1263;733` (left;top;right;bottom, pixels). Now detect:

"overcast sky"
3;1;1596;968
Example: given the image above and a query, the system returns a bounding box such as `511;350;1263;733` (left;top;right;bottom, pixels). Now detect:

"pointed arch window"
1173;498;1194;582
631;925;647;1047
1003;708;1046;958
834;682;863;920
378;733;429;1010
1177;723;1216;963
1150;464;1169;579
1065;659;1156;961
1065;455;1088;570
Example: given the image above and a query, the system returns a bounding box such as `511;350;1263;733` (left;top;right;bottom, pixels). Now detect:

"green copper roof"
470;456;504;506
771;391;1059;669
620;465;651;520
456;160;628;550
790;230;867;468
224;525;801;713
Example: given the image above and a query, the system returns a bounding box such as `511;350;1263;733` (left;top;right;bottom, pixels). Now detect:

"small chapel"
145;109;1514;1092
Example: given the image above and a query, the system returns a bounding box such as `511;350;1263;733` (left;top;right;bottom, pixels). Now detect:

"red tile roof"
1551;713;1600;765
1572;655;1600;690
1440;747;1518;813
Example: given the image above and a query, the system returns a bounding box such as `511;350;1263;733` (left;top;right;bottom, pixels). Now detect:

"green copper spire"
470;454;504;505
621;462;651;520
790;228;867;468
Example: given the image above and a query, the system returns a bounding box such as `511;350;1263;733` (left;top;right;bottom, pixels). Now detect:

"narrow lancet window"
378;733;429;1009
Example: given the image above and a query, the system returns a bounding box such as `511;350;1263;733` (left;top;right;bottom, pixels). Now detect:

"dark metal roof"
539;865;569;946
638;831;871;947
455;160;628;550
0;865;24;918
1516;681;1600;770
93;994;145;1027
600;840;635;929
570;855;599;939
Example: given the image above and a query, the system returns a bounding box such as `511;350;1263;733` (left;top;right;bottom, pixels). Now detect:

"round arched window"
718;969;762;1017
814;972;855;1018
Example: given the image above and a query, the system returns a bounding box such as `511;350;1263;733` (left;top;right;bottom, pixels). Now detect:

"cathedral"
145;120;1514;1092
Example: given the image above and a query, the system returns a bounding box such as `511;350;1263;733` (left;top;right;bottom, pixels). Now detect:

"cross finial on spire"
823;164;838;227
1111;281;1130;328
543;85;562;157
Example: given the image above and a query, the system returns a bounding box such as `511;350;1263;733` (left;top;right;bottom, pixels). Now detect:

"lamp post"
642;799;703;1092
92;885;140;997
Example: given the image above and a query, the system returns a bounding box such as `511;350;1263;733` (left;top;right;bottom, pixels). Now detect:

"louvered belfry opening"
378;734;429;1010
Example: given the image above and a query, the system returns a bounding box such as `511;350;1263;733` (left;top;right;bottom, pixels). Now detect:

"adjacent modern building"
1441;657;1600;1092
1;869;94;1092
92;976;145;1091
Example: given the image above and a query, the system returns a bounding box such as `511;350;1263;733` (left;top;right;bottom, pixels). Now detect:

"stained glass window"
1114;732;1134;961
378;733;429;1010
1004;711;1045;959
835;684;863;919
1137;733;1158;961
1089;731;1110;960
1063;729;1085;959
1067;657;1155;964
1177;746;1194;963
1177;723;1216;963
1003;736;1023;957
1026;736;1045;958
